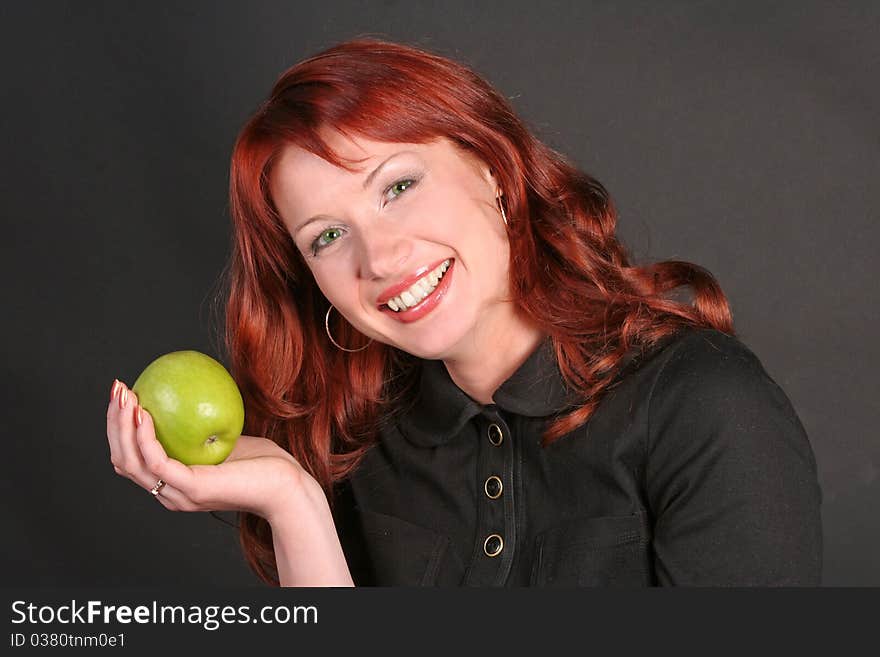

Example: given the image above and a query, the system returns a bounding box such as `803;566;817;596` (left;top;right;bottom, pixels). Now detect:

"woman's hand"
106;379;308;524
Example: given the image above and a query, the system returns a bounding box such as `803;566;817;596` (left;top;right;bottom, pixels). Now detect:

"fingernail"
119;386;128;409
111;379;120;402
136;404;143;427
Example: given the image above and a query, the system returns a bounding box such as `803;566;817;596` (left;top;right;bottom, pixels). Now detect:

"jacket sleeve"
645;330;823;586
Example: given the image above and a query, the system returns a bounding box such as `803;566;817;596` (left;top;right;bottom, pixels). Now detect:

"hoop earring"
495;193;508;226
325;305;372;353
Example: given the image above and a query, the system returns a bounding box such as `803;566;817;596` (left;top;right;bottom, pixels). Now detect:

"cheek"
309;263;352;306
487;241;511;291
469;220;511;293
427;195;499;245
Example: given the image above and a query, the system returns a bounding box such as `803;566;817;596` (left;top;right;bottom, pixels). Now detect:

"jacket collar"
394;330;688;448
397;336;580;448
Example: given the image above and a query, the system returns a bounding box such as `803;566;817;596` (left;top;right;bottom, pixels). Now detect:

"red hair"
222;37;734;585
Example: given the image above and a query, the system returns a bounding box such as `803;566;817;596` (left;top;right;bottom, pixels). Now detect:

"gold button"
484;475;503;499
487;423;503;446
483;534;503;557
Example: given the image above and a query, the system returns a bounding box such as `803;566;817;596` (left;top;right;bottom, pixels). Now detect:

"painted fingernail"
136;404;143;427
111;379;120;402
119;386;128;409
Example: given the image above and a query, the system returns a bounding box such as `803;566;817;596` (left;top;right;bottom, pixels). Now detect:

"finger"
145;481;191;512
116;386;169;493
114;451;181;511
135;405;197;495
114;383;148;484
107;379;123;469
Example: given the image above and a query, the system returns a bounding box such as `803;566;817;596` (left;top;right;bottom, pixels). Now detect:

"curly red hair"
221;36;734;585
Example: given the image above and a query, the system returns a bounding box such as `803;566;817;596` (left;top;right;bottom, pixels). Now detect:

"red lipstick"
376;258;451;306
379;259;455;323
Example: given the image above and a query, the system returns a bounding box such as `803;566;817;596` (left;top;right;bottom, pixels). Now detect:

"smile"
378;259;455;324
383;259;450;311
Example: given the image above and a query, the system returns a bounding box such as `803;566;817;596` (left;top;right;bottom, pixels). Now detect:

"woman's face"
270;129;513;362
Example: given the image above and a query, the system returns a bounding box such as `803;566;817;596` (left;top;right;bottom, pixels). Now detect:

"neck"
442;314;546;405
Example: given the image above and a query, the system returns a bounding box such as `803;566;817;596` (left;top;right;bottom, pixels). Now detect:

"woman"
106;37;822;586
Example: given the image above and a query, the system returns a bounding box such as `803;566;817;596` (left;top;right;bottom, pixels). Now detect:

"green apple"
132;350;245;465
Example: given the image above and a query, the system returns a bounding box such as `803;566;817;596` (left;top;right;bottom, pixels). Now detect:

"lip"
379;258;455;323
376;257;452;306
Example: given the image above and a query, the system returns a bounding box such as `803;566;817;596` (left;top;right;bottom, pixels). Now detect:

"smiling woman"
192;37;823;586
268;132;521;359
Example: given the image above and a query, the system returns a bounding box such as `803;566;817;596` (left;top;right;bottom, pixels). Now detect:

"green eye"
387;178;416;200
319;228;342;244
310;227;344;255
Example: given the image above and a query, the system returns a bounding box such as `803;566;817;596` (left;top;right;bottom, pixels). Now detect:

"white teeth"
384;259;451;312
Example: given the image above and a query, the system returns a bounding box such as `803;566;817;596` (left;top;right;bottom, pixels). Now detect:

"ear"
484;165;503;198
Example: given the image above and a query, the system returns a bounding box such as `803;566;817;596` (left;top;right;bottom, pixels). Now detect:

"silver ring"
150;479;166;496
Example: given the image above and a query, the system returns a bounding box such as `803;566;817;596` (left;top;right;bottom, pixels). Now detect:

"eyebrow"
293;150;416;236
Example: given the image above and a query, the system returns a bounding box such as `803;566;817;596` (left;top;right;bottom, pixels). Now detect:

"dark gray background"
1;1;876;586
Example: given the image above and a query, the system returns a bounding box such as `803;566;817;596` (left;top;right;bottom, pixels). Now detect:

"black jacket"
332;327;823;586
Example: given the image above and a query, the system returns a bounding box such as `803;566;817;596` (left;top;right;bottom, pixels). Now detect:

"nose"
355;223;411;281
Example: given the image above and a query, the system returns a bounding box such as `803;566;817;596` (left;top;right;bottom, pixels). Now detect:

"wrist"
264;467;354;587
263;462;324;529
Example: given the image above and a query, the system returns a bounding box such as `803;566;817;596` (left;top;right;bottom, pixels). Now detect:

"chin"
396;324;468;361
400;339;454;361
380;290;475;360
